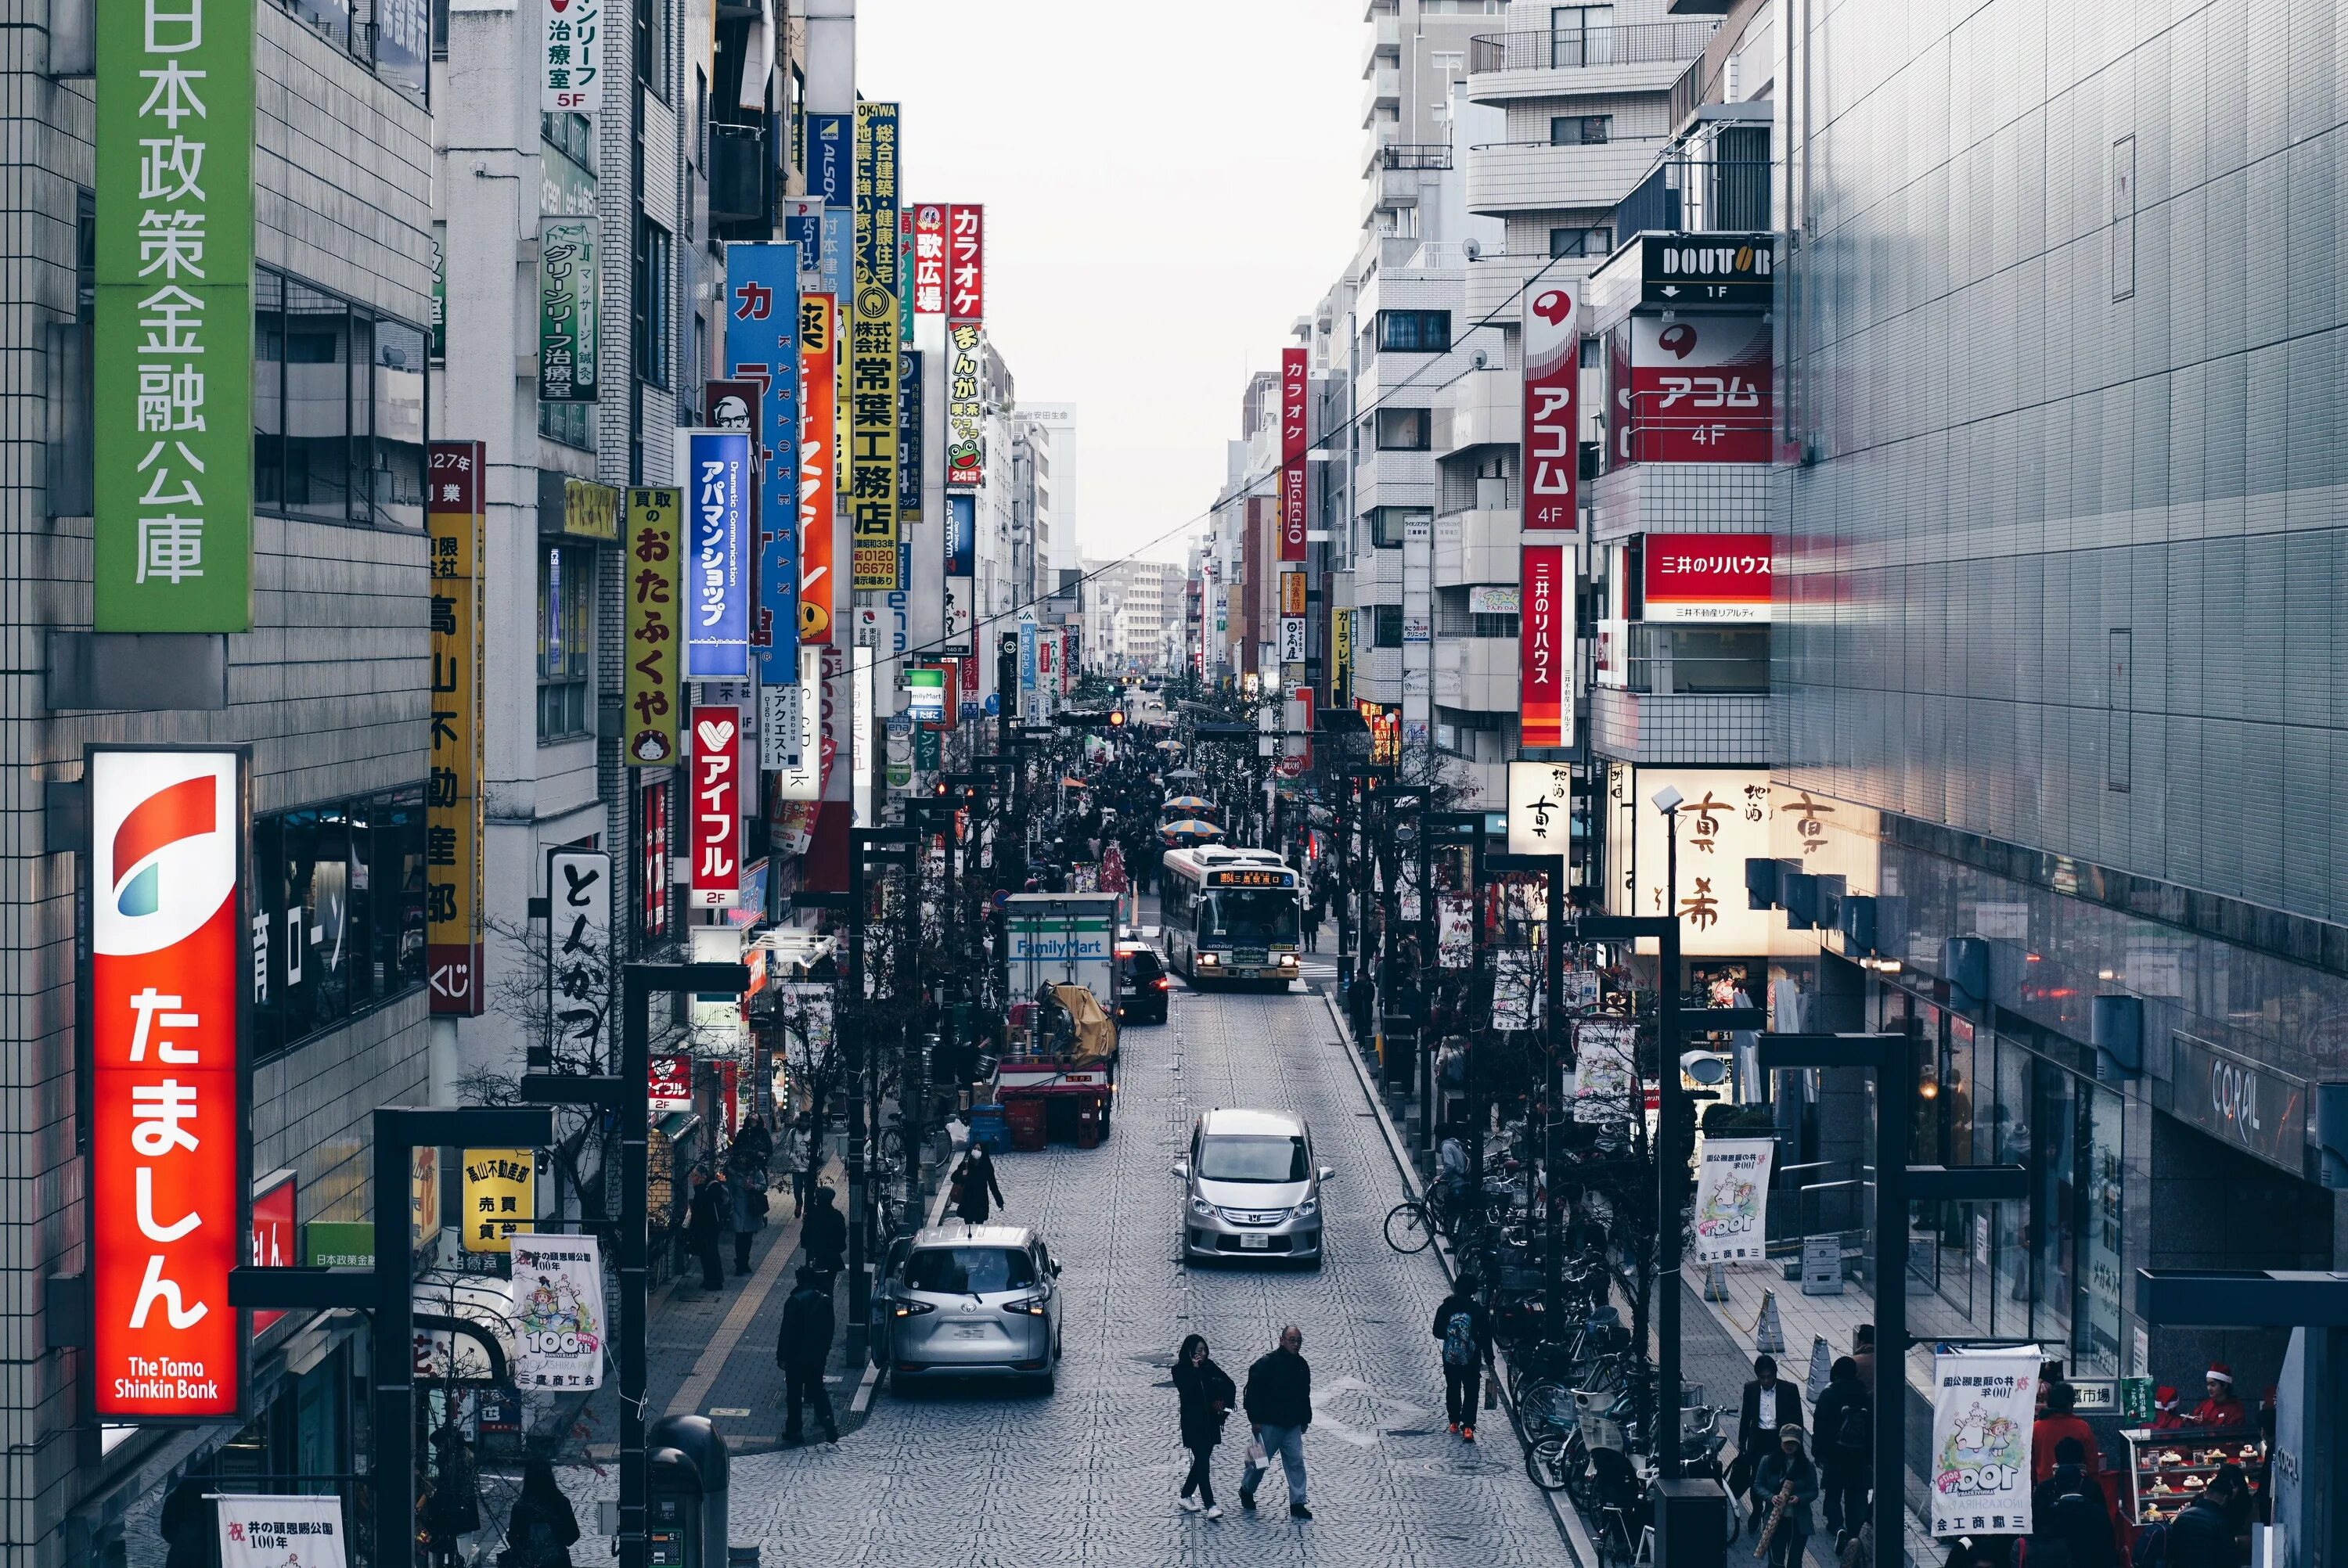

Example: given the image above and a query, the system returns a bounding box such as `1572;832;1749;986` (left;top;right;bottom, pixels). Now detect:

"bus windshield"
1200;888;1298;947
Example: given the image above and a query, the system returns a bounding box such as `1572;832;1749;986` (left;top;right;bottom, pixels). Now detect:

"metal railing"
1615;157;1773;239
1467;20;1716;75
1381;142;1453;171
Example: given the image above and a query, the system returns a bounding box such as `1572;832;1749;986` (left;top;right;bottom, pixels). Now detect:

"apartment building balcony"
1615;149;1773;238
1433;636;1518;714
1432;504;1518;588
1361;63;1401;126
1353;461;1436;514
1363;9;1401;72
1464;21;1716;103
1468;138;1669;217
1432;366;1520;458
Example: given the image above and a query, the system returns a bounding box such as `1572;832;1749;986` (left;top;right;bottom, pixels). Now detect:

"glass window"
1550;115;1612;146
903;1247;1035;1294
1376;407;1431;450
1197;1135;1308;1183
1376;310;1451;354
1374;604;1404;647
538;546;594;740
635;219;672;388
281;280;353;522
253;785;428;1062
254;269;427;527
366;318;427;527
1550;225;1615;258
1550;4;1616;67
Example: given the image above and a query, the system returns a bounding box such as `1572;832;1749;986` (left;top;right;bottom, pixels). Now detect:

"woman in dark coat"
952;1145;1007;1225
502;1459;582;1568
1171;1332;1237;1516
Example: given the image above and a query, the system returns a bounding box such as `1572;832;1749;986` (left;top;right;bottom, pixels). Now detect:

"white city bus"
1159;846;1302;985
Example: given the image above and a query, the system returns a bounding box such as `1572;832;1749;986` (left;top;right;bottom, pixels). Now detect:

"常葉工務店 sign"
88;746;250;1420
1641;532;1773;622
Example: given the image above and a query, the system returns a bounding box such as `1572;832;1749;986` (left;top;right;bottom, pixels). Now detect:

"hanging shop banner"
1279;617;1306;664
798;293;837;642
1331;600;1352;699
1572;1020;1638;1123
1629;770;1777;956
945;322;985;488
1280;571;1307;617
679;429;752;677
459;1149;535;1254
1641;531;1773;622
910;203;947;315
639;779;671;941
1519;544;1569;748
1279;347;1308;559
622;488;682;764
1522;283;1579;530
1492;948;1542;1032
510;1233;605;1390
723;241;801;683
1691;1137;1774;1263
945;203;984;322
689;707;743;908
1640;233;1776;307
1928;1349;2042;1538
648;1052;693;1113
1627;315;1772;464
1437;894;1472;969
94;0;256;633
906;666;947;724
759;681;803;773
772;667;823;801
538;0;603;110
945;492;976;645
427;444;485;1016
850;103;903;591
1506;760;1576;856
779;983;835;1075
87;746;248;1421
544;848;612;1070
538;217;598;402
808;113;849;203
898;349;924;522
216;1494;348;1568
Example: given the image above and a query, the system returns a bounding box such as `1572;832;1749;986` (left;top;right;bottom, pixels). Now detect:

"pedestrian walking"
773;1115;808;1218
501;1459;581;1568
776;1266;841;1444
1238;1325;1313;1520
685;1168;729;1289
729;1160;769;1275
1752;1426;1819;1568
1811;1354;1872;1545
799;1184;847;1282
1302;901;1322;953
2033;1380;2101;1484
1734;1354;1804;1529
1431;1275;1492;1440
422;1426;482;1568
2028;1437;2118;1568
951;1145;1006;1225
1172;1333;1236;1518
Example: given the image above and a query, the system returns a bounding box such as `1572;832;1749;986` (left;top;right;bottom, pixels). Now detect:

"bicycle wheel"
1512;1379;1574;1444
1525;1433;1573;1491
1383;1200;1435;1254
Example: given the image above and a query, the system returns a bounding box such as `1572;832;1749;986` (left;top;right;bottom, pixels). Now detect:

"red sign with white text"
689;707;743;908
1627;316;1772;464
945;204;984;322
89;747;247;1420
250;1171;295;1335
640;779;670;940
1523;285;1579;530
911;203;946;315
649;1052;693;1113
798;293;837;643
1519;546;1568;748
1641;531;1774;622
1280;348;1308;559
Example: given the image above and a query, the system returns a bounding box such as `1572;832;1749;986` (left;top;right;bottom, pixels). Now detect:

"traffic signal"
1053;709;1121;730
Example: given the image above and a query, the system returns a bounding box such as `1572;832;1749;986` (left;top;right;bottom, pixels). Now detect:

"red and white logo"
689;708;742;908
89;749;244;1420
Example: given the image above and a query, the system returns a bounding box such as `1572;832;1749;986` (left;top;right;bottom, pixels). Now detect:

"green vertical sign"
538;217;598;401
94;0;256;632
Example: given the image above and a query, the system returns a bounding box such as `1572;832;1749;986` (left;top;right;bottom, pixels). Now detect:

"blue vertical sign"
1019;617;1039;721
724;241;801;683
682;429;754;677
945;494;974;577
808;114;851;204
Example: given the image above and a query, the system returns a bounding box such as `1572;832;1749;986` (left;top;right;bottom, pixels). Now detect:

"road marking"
665;1220;801;1419
708;1407;751;1417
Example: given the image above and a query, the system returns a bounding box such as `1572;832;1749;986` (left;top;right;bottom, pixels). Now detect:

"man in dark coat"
799;1183;847;1282
1737;1354;1805;1527
1239;1325;1314;1519
684;1168;729;1289
1811;1355;1872;1545
776;1266;839;1443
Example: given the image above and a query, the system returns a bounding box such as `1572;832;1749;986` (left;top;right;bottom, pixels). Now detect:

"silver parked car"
878;1223;1064;1394
1175;1108;1331;1268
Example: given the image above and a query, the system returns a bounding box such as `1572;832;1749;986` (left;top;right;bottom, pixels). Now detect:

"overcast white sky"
859;0;1363;566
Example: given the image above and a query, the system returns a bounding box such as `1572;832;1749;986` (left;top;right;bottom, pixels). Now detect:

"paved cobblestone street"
557;974;1570;1566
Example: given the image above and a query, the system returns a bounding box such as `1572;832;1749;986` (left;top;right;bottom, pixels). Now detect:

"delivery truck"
993;894;1122;1149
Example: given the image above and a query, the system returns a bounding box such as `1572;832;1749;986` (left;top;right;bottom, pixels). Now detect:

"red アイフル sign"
689;707;743;908
945;204;984;322
88;746;247;1420
1519;546;1569;748
1523;285;1579;530
649;1052;693;1113
1280;348;1308;560
1641;531;1774;622
910;203;946;315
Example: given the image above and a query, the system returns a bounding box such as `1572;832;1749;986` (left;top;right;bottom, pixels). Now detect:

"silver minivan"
1175;1108;1331;1268
879;1222;1064;1394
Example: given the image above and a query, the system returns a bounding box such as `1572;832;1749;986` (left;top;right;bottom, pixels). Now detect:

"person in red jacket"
2032;1380;2101;1485
2186;1364;2249;1430
2149;1385;2188;1432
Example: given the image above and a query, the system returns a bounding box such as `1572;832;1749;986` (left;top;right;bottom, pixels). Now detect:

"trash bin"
646;1415;728;1568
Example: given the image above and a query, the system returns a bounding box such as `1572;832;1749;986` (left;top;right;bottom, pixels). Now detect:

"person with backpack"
2033;1380;2102;1484
2161;1464;2249;1568
501;1458;581;1568
1431;1275;1492;1441
2026;1437;2117;1568
1811;1354;1872;1548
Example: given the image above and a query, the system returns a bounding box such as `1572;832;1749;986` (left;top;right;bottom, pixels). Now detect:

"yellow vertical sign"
460;1149;536;1253
622;488;682;764
1332;603;1352;702
850;102;902;591
426;442;484;1015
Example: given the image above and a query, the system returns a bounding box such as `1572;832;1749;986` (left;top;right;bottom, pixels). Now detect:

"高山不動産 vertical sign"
95;0;257;631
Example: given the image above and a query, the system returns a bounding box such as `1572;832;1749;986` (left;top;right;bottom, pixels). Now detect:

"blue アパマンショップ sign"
681;429;753;678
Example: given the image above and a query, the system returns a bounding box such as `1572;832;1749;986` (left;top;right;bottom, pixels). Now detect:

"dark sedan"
1117;941;1171;1024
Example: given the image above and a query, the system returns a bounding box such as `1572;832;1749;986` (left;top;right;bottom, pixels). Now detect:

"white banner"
1928;1347;2043;1538
510;1234;606;1390
1492;948;1541;1030
216;1494;349;1568
1691;1136;1774;1262
759;681;802;772
1572;1020;1637;1122
546;850;612;1070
